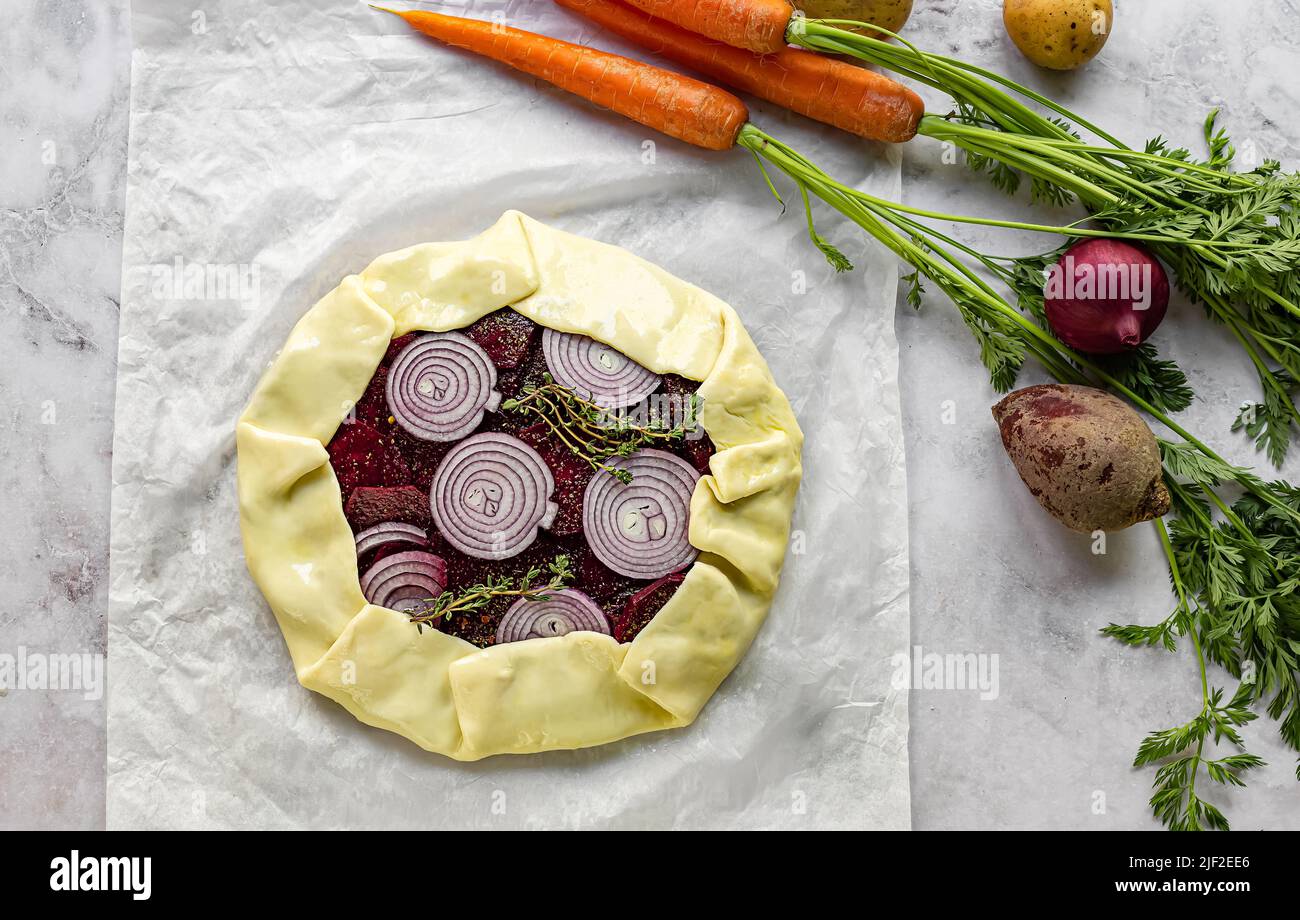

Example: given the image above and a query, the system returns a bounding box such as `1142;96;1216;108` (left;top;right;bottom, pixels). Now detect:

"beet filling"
327;308;713;648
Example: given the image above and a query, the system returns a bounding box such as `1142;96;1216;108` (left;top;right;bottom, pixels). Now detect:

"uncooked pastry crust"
236;212;803;760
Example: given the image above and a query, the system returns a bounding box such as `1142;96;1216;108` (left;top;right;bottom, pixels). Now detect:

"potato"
792;0;914;36
1003;0;1113;71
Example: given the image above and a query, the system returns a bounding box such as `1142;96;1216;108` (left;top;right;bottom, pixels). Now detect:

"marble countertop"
2;0;1297;829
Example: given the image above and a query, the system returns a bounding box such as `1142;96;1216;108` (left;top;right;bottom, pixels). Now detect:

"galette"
237;212;802;759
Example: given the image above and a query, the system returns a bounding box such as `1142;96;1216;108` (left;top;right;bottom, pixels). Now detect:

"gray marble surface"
1;0;128;830
2;0;1297;829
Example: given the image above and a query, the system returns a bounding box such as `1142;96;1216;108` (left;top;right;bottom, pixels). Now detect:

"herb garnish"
409;554;574;631
502;375;701;483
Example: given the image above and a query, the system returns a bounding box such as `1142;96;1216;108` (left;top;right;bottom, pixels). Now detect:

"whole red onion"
1043;239;1170;354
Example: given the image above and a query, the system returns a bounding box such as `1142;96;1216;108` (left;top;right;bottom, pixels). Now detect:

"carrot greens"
787;17;1300;465
738;120;1300;830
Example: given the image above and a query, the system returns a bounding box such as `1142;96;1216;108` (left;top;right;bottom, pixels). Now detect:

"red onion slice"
582;449;700;579
360;551;447;612
430;432;558;560
496;589;610;644
353;521;428;557
386;332;501;442
541;328;661;409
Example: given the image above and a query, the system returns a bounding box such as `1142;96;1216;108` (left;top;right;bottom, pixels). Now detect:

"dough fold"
237;212;802;758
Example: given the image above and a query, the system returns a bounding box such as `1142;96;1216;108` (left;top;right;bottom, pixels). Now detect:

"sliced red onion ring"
360;551;447;613
430;432;558;560
496;588;610;644
582;449;700;580
541;328;661;409
386;332;501;442
353;521;427;557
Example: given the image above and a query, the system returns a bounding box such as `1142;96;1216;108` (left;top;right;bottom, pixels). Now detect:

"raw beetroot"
516;422;594;537
327;421;411;498
353;365;391;428
660;373;712;472
345;485;433;531
391;433;455;491
382;333;419;366
682;434;714;474
464;309;537;369
573;544;629;602
325;317;713;647
992;384;1170;533
613;573;685;642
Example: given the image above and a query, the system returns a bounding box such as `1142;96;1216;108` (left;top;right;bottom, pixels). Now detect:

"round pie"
236;212;803;760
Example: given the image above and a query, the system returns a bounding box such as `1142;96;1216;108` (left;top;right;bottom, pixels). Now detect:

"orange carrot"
381;9;750;151
618;0;794;54
556;0;923;143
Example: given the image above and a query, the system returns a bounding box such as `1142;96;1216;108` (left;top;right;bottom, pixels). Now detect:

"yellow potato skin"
1003;0;1113;71
792;0;914;35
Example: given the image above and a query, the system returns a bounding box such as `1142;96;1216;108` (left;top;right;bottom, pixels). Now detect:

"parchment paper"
107;0;911;829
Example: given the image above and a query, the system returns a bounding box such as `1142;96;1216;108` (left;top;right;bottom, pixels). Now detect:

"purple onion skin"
582;449;699;580
1043;239;1170;355
359;550;447;611
541;329;661;409
386;332;500;442
430;433;557;561
496;589;610;644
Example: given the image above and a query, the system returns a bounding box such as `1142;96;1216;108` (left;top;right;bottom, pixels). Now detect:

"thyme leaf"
408;554;574;630
501;375;701;483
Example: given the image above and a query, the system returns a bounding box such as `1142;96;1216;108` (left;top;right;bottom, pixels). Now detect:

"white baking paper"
107;0;911;829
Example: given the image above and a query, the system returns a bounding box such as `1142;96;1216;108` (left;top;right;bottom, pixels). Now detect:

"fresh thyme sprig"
408;554;574;631
501;375;701;483
738;121;1300;829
